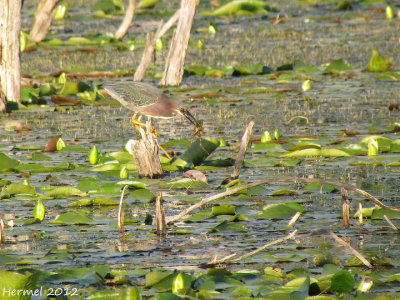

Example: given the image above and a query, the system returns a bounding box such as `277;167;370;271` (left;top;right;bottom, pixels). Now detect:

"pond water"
1;0;400;297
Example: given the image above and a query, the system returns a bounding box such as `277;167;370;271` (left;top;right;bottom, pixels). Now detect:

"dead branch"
383;215;398;231
207;230;297;265
159;0;196;86
29;0;61;43
328;230;372;268
115;0;137;40
230;121;254;179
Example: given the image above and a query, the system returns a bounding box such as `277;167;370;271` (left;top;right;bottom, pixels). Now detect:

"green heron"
104;81;203;140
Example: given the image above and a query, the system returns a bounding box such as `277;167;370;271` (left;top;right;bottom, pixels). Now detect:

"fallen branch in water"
166;176;400;225
207;230;297;266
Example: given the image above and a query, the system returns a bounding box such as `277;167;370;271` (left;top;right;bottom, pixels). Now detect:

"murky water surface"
1;0;400;296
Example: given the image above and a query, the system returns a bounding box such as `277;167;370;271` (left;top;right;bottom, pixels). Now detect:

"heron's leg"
131;114;147;132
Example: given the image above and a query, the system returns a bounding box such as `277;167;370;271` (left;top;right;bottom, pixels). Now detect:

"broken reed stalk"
341;188;350;228
328;231;372;268
166;176;400;225
230;121;254;179
0;217;4;244
288;211;301;227
155;192;166;236
383;215;398;231
207;230;297;265
118;185;128;233
358;202;363;226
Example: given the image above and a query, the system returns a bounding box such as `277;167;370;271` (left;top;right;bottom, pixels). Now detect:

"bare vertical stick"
134;10;180;81
118;185;128;233
0;0;22;108
134;27;160;81
115;0;137;40
0;216;4;244
155;192;166;236
341;188;350;228
358;202;363;226
230;121;254;179
29;0;61;42
131;121;164;178
159;0;196;86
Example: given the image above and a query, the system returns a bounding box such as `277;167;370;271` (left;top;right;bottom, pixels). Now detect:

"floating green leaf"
330;270;355;293
304;182;338;193
211;205;236;216
367;49;392;72
50;212;93;225
0;270;39;300
258;203;306;219
204;0;270;16
1;183;36;198
47;186;87;198
67;197;118;207
0;153;20;170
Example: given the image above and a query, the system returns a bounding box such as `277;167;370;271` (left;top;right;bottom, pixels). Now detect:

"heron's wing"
104;82;165;109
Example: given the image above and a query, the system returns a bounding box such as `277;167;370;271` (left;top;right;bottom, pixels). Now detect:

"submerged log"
131;121;164;178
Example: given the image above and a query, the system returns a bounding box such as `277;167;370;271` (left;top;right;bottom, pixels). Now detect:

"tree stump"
131;121;164;178
0;0;22;110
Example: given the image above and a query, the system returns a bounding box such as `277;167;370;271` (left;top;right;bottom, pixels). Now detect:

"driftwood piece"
29;0;60;43
155;192;166;236
231;121;254;179
131;121;164;178
159;0;196;86
115;0;137;40
0;0;22;109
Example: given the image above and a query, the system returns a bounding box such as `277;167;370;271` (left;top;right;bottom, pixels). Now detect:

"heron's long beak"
178;107;202;129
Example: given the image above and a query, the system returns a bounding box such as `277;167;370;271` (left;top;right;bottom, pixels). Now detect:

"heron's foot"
131;116;158;138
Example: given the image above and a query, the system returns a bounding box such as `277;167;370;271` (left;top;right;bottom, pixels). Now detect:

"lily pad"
0;153;19;171
258;203;306;219
50;212;93;225
47;186;87;198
